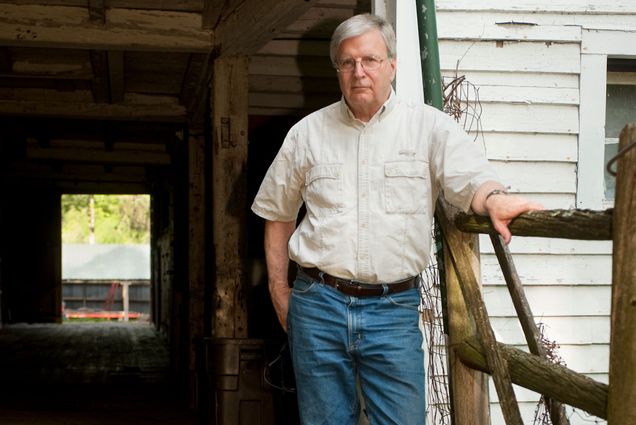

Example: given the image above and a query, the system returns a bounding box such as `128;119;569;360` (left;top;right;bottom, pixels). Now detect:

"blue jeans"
288;271;425;425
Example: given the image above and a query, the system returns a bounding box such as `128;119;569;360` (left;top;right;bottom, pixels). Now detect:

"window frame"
578;29;636;209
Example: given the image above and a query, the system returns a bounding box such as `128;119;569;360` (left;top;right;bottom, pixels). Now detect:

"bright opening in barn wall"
61;194;151;323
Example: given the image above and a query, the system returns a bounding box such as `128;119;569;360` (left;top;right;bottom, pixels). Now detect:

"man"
251;13;542;425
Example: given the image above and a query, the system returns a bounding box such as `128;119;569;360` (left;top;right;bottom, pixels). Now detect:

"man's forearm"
264;220;296;288
264;219;296;330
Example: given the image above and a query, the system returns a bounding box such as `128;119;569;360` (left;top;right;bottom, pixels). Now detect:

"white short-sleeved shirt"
251;92;500;283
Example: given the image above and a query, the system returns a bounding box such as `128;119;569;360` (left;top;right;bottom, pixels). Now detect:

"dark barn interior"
0;0;370;423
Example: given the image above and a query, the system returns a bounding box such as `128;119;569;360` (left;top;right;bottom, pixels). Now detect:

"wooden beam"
89;50;110;103
277;5;358;38
457;336;608;420
248;92;340;111
215;0;320;56
7;161;147;183
202;0;244;30
0;1;203;12
453;208;613;240
0;46;11;72
0;4;213;52
608;123;636;425
108;51;124;103
181;52;214;129
188;133;206;398
26;146;171;165
211;56;248;338
0;97;186;121
249;75;340;94
249;55;335;78
87;0;105;23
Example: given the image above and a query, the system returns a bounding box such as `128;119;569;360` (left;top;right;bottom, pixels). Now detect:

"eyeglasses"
335;56;386;73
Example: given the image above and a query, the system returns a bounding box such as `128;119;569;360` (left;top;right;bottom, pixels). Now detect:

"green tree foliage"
62;194;150;244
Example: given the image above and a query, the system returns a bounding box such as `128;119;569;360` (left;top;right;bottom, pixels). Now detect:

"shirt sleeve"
429;111;501;212
251;127;304;222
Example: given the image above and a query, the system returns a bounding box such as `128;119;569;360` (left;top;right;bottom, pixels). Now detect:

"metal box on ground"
202;338;275;425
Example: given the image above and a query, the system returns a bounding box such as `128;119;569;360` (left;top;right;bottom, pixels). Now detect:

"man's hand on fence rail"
470;181;545;244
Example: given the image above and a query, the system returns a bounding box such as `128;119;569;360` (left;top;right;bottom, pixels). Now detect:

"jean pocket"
386;288;421;311
292;275;317;294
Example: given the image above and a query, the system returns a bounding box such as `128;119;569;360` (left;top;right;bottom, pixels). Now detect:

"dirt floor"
0;321;199;425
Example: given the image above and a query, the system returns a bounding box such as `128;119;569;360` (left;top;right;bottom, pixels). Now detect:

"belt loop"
381;284;389;295
318;270;325;284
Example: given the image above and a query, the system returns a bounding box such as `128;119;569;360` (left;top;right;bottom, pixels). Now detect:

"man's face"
335;29;396;120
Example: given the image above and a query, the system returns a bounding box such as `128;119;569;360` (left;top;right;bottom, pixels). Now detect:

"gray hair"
329;13;397;67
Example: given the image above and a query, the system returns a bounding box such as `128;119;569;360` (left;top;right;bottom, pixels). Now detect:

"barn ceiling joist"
0;0;368;189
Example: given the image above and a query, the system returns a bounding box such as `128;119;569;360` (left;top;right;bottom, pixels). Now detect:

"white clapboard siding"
469;84;579;105
482;132;578;162
489;161;576;193
430;4;622;421
436;0;636;14
439;40;580;74
491;316;610;345
480;235;613;255
442;70;579;89
438;10;636;32
481;253;612;285
437;11;582;42
483;285;611;317
478;103;579;133
513;192;576;209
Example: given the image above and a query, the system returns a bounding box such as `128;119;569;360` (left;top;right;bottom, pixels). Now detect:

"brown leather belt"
300;267;419;297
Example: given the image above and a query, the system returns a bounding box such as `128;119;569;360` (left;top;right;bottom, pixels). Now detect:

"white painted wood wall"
436;1;636;423
377;0;636;423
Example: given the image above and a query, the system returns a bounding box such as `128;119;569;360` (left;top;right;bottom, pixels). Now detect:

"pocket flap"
384;161;428;178
305;164;342;186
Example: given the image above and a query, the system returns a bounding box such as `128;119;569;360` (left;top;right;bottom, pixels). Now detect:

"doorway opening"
61;194;151;322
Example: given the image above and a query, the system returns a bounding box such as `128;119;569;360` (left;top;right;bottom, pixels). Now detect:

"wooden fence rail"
453;208;612;241
441;122;636;425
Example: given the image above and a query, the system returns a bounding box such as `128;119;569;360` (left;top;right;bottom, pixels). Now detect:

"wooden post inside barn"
188;131;207;391
211;56;249;338
608;123;636;425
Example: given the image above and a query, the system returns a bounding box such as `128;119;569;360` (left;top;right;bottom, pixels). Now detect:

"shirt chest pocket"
384;161;429;214
304;164;344;217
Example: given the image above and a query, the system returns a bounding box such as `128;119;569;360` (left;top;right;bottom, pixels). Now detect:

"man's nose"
352;60;366;77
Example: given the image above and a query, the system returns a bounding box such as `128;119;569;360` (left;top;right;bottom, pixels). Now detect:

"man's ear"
390;56;397;82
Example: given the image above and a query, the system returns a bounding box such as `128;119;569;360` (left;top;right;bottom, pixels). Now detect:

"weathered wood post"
188;130;206;398
443;224;490;425
608;123;636;425
437;201;523;425
211;56;249;338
